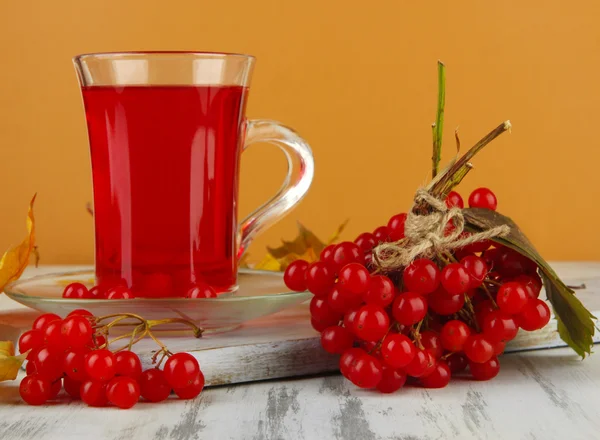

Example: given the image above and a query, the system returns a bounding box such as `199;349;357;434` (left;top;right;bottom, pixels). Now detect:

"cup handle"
238;119;315;258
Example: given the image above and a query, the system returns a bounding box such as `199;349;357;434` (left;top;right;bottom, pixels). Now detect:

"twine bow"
372;189;510;270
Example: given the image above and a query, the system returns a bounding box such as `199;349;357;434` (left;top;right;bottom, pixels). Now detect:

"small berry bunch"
284;188;551;392
62;281;217;300
18;310;205;407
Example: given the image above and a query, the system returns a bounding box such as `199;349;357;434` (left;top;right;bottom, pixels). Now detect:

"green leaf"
432;61;446;179
463;208;595;357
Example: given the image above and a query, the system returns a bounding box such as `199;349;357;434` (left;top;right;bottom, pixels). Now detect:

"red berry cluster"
62;281;217;300
18;310;205;407
284;188;551;391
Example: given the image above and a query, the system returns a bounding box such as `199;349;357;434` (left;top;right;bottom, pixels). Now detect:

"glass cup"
73;52;314;297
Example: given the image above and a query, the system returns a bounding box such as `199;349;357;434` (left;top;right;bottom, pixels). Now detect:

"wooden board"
0;263;599;387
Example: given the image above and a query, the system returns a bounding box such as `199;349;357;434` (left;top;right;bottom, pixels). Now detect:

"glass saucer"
4;269;311;331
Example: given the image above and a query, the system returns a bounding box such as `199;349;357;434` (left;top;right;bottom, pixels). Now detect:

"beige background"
1;1;599;263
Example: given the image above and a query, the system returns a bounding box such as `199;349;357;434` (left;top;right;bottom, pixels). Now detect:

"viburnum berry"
468;187;497;211
428;286;465;315
420;331;443;359
320;326;354;354
327;285;362;314
186;284;217;298
403;259;440;295
492;340;506;355
463;334;494;364
513;274;542;299
372;226;392;243
139;368;172;402
80;379;109;407
392;292;427;326
29;347;63;381
68;309;94;318
496;248;537;277
354;232;377;252
62;315;93;349
85;349;116;382
469;356;500;381
348;353;383;388
283;260;309;292
106;286;134;299
19;374;52;405
353;304;390;342
305;262;336;297
482;310;519;343
380;334;416;368
363;275;395;307
441;263;471;295
114;351;142;380
32;313;61;332
447;353;468;374
474;299;496;327
63;349;90;381
338;263;370;295
342;307;360;334
440;320;472;352
339;348;366;379
63;283;91;299
163;353;200;389
63;376;81;399
420;361;451;389
319;244;336;264
376;365;407;393
404;349;436;378
106;376;140;409
460;255;488;289
497;281;529;314
445;191;464;209
310;296;341;324
18;329;45;354
331;242;363;272
387;213;407;241
517;299;551;331
173;371;205;399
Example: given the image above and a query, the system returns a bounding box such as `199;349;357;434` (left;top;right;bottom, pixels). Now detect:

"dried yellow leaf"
0;341;27;382
0;195;36;294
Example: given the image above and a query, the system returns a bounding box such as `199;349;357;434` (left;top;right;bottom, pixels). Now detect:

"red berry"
387;213;407;241
311;317;334;332
363;275;395;308
339;347;366;379
353;304;390;342
468;187;497;210
321;326;354;354
331;242;363;272
373;226;392;243
440;320;472;352
139;369;172;402
403;259;440;294
173;371;205;399
445;191;464;209
404;349;436;378
420;361;451;388
62;315;93;349
469;356;500;381
392;292;427;326
513;274;542;299
441;263;470;295
114;351;142;380
420;331;444;359
32;313;61;332
89;286;105;299
305;262;336;296
354;232;377;252
67;309;94;318
482;310;519;342
497;281;529;314
91;334;107;349
483;247;502;269
106;286;134;299
497;248;537;277
474;299;496;327
447;353;468;374
106;376;140;409
376;365;407;393
63;282;91;299
380;334;416;368
64;376;81;399
460;255;488;289
30;347;63;381
283;260;309;292
44;320;68;353
186;284;217;298
492;340;506;355
464;334;494;364
342;307;361;333
20;374;51;405
80;379;109;407
319;244;336;264
517;299;551;331
63;349;90;381
310;296;341;324
348;354;383;388
327;285;362;314
85;349;116;381
18;330;44;354
338;263;370;295
428;286;465;315
163;353;200;389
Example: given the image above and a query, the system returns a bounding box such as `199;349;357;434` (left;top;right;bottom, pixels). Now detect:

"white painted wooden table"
1;263;600;440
